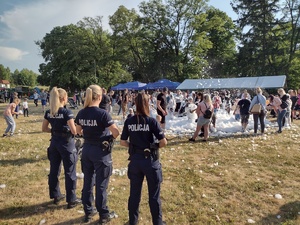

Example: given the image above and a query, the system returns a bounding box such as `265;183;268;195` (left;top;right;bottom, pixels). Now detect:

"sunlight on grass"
1;101;300;224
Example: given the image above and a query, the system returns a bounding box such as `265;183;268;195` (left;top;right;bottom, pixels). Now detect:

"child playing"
3;98;20;137
22;98;29;117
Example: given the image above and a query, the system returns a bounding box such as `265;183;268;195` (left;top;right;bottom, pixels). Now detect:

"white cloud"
0;46;28;61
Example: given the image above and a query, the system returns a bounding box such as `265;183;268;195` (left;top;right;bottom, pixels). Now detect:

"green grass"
0;100;300;224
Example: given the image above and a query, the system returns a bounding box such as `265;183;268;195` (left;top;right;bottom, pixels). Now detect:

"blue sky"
0;0;236;74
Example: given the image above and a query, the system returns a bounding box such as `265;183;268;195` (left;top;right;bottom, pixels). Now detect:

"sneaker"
10;133;14;137
202;139;207;142
84;208;98;223
53;194;65;205
67;198;82;209
189;138;195;142
3;134;7;137
99;211;116;224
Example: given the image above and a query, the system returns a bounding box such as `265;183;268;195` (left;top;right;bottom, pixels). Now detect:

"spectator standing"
276;88;289;133
236;93;251;132
99;88;111;112
22;98;29;117
189;94;214;142
4;90;9;103
156;87;168;130
249;87;267;135
122;89;129;119
33;90;39;107
289;89;298;120
40;89;48;112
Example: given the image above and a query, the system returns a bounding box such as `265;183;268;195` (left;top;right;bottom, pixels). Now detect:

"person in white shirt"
22;98;29;117
174;90;183;114
186;97;197;122
167;93;176;119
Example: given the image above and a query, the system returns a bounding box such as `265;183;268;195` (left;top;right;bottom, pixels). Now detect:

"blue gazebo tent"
111;81;146;91
143;79;180;90
111;83;126;91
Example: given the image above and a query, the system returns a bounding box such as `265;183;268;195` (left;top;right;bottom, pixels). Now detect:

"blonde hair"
49;87;67;116
277;88;286;96
203;94;212;105
84;85;102;108
256;87;262;94
13;97;20;104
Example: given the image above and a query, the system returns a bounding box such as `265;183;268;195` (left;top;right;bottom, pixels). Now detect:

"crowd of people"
2;85;299;225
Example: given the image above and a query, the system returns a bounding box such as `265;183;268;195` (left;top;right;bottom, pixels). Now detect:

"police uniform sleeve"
120;119;129;141
65;108;74;121
101;111;114;128
150;118;165;140
74;109;82;125
44;110;49;120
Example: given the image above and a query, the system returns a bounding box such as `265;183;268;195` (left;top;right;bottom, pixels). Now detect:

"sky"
0;0;236;75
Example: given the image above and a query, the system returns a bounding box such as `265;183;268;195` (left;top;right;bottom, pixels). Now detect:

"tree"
204;8;238;78
0;64;11;81
11;69;38;86
36;18;131;91
231;0;282;76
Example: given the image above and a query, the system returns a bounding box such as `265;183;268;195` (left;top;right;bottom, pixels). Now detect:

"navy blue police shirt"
75;106;114;143
121;115;165;151
44;107;73;133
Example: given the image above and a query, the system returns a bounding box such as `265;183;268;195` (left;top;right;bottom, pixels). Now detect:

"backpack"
202;102;213;119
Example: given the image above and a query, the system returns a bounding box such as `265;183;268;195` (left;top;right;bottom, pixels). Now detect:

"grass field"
0;100;300;225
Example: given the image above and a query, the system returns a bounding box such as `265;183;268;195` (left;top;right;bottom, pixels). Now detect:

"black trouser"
253;110;266;134
23;108;29;117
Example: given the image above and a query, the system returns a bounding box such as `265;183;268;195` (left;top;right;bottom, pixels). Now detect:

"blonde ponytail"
83;85;102;108
49;87;67;116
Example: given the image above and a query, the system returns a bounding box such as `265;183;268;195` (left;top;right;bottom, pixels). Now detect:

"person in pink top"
189;94;214;142
3;98;21;137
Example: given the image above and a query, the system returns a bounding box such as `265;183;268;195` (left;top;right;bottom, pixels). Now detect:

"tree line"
1;0;300;92
0;65;38;87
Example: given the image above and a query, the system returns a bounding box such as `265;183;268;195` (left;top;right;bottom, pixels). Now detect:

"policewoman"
42;87;81;208
75;84;119;224
120;92;167;225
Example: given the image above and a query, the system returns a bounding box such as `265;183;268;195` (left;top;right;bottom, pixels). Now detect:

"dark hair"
135;92;150;116
268;94;274;102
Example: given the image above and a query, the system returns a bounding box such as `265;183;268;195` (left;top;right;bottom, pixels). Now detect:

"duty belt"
134;148;152;159
52;131;72;138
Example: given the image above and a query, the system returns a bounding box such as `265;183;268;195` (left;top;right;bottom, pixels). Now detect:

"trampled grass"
0;101;300;225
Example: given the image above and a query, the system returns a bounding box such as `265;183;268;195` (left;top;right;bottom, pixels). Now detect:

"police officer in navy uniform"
42;87;81;208
75;84;120;224
120;92;167;225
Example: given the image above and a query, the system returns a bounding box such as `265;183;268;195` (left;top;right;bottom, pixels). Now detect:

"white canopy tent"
176;75;286;90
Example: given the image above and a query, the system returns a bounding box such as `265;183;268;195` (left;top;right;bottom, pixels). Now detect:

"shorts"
41;99;47;106
196;116;210;127
240;114;250;124
157;110;165;124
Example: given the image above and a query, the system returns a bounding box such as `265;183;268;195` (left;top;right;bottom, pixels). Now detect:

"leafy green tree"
231;0;282;76
37;17;131;91
204;8;238;78
0;64;11;81
11;69;38;86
